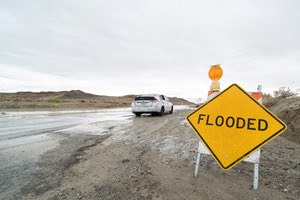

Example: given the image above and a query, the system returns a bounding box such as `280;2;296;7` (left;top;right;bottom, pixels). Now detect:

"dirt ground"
15;108;299;200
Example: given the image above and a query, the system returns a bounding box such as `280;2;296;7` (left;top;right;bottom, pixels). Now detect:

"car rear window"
135;97;154;101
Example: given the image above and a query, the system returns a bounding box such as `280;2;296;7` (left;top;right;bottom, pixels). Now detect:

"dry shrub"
273;87;298;98
263;87;298;108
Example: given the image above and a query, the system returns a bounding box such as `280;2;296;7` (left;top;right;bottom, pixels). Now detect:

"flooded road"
0;108;134;199
0;108;133;140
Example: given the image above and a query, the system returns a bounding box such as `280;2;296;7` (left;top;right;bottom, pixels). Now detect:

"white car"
131;94;173;117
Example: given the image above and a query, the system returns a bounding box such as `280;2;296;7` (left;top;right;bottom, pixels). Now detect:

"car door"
159;95;167;111
166;96;173;112
162;95;171;112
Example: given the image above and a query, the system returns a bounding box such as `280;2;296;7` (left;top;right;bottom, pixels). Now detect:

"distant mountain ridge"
7;90;99;99
0;90;193;109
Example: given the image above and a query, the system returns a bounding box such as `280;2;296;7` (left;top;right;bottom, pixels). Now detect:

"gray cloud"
0;0;299;98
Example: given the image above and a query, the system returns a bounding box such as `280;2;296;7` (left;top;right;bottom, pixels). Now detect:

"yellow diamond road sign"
187;84;287;170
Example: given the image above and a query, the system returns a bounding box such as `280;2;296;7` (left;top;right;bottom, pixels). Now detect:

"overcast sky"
0;0;299;100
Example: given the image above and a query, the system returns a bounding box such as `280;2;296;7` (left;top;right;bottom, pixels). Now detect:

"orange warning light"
208;64;223;81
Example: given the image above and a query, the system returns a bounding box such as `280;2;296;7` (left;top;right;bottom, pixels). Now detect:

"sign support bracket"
194;143;261;190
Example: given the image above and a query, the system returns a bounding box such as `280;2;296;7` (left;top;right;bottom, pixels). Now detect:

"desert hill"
0;90;193;109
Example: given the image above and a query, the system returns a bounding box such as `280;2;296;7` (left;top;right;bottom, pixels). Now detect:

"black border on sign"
187;83;287;170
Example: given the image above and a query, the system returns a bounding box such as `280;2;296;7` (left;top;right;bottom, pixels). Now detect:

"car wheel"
159;107;165;116
135;112;141;117
170;106;173;114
